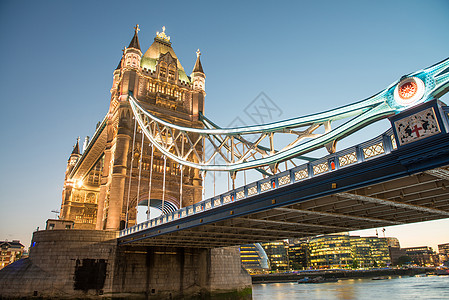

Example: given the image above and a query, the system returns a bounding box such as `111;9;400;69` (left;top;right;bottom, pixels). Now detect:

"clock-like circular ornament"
393;76;425;106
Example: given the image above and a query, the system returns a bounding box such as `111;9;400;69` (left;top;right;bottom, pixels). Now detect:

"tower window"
160;67;167;77
168;70;175;80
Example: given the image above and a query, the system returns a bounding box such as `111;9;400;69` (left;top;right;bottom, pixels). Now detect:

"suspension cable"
125;118;137;228
202;171;205;201
136;131;144;220
179;165;183;208
147;143;154;220
162;155;167;215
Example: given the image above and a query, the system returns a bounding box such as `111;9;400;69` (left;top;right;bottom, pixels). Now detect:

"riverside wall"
252;267;437;283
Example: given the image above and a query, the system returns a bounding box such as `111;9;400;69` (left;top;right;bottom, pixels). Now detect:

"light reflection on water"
252;276;449;299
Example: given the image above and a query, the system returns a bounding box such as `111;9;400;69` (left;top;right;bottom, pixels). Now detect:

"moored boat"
436;268;449;275
298;276;339;284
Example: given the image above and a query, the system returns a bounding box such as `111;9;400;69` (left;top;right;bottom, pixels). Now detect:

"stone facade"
60;26;206;231
0;230;251;299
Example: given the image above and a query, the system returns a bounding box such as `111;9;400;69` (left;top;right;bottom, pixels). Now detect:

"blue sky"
0;0;448;250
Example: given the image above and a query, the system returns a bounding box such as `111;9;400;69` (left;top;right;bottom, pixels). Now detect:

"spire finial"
134;24;140;34
192;49;204;73
156;26;171;43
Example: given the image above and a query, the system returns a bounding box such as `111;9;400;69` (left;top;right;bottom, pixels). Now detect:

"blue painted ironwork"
130;57;449;172
120;100;449;239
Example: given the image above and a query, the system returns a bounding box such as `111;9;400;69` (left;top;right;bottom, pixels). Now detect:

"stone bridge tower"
60;25;206;230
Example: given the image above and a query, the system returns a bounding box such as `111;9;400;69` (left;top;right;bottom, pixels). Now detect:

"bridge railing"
120;128;396;237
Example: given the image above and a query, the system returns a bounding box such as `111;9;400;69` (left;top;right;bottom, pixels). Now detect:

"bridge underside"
119;164;449;248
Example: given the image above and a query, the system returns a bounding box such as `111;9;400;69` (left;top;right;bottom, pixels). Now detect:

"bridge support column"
0;230;252;299
112;245;251;299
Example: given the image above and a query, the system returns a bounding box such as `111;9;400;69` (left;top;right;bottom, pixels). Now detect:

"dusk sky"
1;0;448;250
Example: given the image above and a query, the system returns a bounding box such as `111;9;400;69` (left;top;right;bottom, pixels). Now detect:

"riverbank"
252;275;449;300
252;267;436;283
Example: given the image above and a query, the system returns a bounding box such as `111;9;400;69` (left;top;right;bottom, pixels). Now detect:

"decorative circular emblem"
398;81;417;99
394;77;425;106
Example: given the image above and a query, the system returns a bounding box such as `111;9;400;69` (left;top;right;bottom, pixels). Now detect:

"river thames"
252;275;449;299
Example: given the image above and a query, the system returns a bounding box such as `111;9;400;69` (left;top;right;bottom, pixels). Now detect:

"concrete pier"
0;230;251;299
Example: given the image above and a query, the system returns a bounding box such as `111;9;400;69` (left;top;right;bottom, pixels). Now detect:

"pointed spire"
71;137;80;155
193;49;204;73
128;24;141;50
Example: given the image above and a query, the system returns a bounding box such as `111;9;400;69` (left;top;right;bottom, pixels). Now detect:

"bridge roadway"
119;106;449;248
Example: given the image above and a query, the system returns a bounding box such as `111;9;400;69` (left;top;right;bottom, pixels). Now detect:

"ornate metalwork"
247;186;258;196
295;169;308;181
236;190;245;200
260;182;271;192
313;162;329;175
129;58;449;173
339;152;357;167
278;174;291;186
363;142;385;159
223;195;232;204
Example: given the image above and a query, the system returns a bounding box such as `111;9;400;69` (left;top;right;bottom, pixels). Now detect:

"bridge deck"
118;125;449;248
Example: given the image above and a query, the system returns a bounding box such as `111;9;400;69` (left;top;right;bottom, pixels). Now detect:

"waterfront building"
59;26;206;230
404;246;439;266
384;237;401;248
362;237;391;267
288;238;310;270
388;247;407;265
308;234;390;269
308;235;353;268
0;240;25;270
382;237;405;265
240;243;270;273
261;241;289;272
438;243;449;265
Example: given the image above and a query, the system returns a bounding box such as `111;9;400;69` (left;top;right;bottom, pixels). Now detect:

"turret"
191;49;206;92
191;49;206;118
123;24;142;69
66;138;81;178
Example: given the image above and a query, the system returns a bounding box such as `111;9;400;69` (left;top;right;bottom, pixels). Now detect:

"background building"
261;241;289;272
404;246;439;266
0;240;25;270
288;238;310;270
307;234;390;269
438;243;449;266
384;237;401;248
240;243;270;273
308;235;353;269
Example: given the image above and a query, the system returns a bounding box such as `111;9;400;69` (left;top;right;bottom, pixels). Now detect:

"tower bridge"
118;111;449;248
1;25;449;299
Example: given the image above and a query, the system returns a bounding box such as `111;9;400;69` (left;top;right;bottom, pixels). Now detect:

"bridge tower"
60;26;206;230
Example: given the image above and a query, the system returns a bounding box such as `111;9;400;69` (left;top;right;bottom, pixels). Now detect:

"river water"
252;275;449;299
